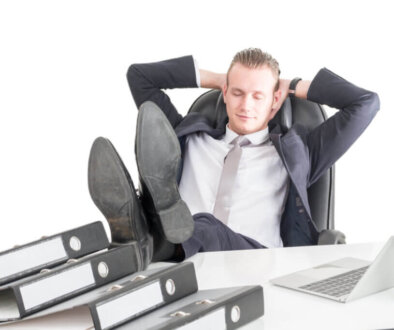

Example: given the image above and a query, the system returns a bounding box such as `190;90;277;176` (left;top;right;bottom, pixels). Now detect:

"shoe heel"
157;199;194;244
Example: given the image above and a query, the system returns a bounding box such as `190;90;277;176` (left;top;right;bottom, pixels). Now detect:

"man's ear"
222;83;228;104
268;89;282;120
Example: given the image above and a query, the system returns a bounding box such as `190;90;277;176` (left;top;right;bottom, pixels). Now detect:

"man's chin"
229;119;267;135
232;125;259;135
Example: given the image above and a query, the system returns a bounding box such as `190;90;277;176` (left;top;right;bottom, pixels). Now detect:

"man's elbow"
126;64;149;108
126;64;141;90
359;91;380;120
370;91;380;114
366;91;380;119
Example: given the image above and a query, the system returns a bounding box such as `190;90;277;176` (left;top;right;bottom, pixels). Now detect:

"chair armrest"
318;229;346;245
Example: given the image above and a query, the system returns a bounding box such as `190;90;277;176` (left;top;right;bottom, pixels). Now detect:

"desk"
184;241;394;330
1;241;393;329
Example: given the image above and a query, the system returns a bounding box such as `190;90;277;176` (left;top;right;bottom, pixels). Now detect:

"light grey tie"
213;136;249;224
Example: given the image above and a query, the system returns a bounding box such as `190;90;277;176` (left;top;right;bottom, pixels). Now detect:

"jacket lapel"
270;126;313;220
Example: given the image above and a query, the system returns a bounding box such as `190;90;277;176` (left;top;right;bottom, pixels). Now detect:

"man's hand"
272;78;312;112
200;69;226;90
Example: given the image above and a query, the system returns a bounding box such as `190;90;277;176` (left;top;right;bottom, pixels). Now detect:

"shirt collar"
222;125;270;146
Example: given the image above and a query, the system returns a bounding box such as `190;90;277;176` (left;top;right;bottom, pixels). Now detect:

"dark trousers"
181;213;266;259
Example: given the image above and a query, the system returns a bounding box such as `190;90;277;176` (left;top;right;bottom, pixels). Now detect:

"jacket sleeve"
126;55;199;128
306;68;380;186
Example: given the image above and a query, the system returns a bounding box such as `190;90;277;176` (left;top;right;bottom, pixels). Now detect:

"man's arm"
273;79;311;111
127;56;199;128
295;80;311;99
199;69;226;90
303;68;380;185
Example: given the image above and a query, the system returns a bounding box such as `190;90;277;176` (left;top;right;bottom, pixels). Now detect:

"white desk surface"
1;241;393;330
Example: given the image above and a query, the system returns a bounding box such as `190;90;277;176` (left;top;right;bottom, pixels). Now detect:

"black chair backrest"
188;90;335;231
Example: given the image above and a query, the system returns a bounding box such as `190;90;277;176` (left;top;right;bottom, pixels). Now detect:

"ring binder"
0;244;139;321
0;221;109;286
115;285;264;330
89;262;198;330
1;263;199;328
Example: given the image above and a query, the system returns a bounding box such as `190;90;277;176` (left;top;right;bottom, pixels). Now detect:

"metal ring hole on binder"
69;236;81;251
165;279;176;295
66;258;78;264
170;311;191;318
196;299;215;305
98;262;109;278
107;284;123;292
231;305;241;323
40;268;51;274
131;275;147;282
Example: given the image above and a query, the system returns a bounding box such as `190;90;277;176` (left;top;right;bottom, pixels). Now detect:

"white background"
0;0;393;252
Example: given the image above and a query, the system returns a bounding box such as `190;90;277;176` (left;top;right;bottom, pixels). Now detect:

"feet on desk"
135;101;194;244
88;133;189;268
88;137;152;270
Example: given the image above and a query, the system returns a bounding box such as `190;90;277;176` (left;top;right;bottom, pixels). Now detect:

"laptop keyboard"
299;266;369;297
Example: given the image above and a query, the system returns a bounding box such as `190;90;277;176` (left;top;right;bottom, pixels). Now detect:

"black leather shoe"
88;137;152;270
136;101;194;244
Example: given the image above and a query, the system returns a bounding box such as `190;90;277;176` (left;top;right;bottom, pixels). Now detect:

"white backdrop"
0;0;393;251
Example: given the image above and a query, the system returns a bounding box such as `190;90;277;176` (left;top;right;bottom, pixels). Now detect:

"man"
88;48;379;271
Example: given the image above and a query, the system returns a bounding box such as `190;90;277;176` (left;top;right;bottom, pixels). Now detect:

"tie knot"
231;136;250;147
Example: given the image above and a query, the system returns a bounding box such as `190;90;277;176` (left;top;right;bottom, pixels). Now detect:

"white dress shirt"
179;126;290;248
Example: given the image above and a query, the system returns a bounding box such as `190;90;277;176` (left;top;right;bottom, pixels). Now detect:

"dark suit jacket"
126;55;380;247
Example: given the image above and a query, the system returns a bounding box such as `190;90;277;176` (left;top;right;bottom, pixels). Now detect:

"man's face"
223;63;280;135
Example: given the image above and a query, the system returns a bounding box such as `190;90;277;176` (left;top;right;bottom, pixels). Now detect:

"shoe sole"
88;137;145;268
136;101;194;244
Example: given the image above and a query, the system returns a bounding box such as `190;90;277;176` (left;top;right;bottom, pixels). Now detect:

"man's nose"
240;95;253;111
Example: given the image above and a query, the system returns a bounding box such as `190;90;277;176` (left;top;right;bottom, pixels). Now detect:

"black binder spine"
161;286;264;330
223;286;264;330
90;262;198;330
0;221;109;286
62;221;109;259
13;244;138;318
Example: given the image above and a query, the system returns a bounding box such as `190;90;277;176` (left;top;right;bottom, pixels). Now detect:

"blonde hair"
227;48;280;91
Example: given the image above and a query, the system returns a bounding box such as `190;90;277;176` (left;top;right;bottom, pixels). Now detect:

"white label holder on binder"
20;262;95;310
176;308;226;330
0;237;67;279
96;280;163;329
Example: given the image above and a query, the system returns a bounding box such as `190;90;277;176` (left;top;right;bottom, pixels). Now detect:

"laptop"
270;236;394;303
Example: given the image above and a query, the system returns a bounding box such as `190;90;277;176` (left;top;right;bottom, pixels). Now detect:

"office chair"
187;90;345;245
